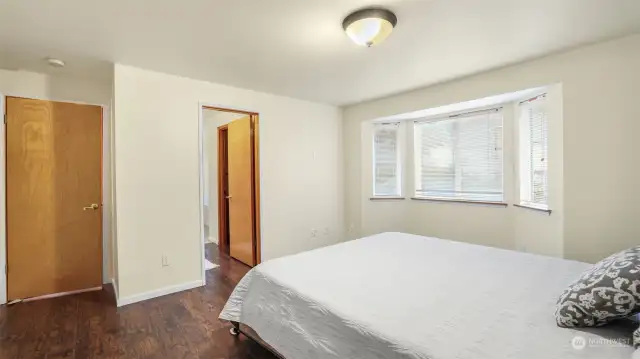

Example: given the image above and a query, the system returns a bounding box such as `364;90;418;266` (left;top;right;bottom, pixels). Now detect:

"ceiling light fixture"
343;8;397;47
46;58;65;68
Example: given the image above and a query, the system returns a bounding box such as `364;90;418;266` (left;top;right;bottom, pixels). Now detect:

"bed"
219;232;637;359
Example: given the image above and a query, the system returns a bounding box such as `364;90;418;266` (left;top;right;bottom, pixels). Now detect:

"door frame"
217;124;230;255
198;103;262;283
1;95;109;305
0;94;5;305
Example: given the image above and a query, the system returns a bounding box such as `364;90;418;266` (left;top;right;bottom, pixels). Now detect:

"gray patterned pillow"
555;246;640;328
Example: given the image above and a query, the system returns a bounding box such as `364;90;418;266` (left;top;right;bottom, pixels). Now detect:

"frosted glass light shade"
343;8;397;47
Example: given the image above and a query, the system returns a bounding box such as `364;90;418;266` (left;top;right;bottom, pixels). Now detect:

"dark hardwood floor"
0;243;277;359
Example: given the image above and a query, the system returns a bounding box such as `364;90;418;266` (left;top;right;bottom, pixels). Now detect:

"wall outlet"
162;255;170;267
311;229;318;238
348;224;355;233
323;227;330;235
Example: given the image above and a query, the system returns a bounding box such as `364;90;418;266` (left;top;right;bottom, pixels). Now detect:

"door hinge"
3;113;6;124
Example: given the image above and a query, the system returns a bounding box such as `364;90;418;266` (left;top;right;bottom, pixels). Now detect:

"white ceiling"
0;0;639;106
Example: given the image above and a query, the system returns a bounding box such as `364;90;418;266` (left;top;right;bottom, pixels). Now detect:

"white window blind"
414;109;503;202
519;94;548;208
373;123;401;196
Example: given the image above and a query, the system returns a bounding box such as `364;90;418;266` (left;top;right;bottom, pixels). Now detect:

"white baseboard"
116;280;204;307
208;236;219;245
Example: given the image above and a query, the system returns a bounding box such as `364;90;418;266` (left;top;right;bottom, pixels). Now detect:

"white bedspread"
220;232;636;359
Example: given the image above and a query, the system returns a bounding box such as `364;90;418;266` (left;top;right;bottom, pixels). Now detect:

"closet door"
6;97;102;300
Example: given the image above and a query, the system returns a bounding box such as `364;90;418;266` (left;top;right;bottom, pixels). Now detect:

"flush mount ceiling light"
46;58;65;68
343;8;397;47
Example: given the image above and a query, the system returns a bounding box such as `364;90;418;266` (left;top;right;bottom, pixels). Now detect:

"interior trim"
202;105;258;116
0;94;6;305
411;197;508;207
216;124;229;256
513;203;552;214
117;279;204;307
369;197;406;201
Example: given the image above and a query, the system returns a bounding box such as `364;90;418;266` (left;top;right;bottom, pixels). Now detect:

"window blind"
373;123;401;196
519;95;548;208
414;109;503;202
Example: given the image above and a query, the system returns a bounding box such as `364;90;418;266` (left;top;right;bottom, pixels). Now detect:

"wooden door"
227;116;254;266
6;97;102;300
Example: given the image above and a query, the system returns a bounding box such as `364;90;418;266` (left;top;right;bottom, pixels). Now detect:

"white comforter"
220;232;636;359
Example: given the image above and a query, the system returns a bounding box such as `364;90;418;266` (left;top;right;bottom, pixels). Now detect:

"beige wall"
0;69;113;304
0;69;111;105
344;33;640;263
113;64;343;300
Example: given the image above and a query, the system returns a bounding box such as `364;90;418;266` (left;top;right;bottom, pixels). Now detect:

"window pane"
373;123;401;196
417;120;455;197
520;96;548;207
415;110;503;202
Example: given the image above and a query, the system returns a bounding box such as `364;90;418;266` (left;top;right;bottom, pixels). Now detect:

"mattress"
220;232;636;359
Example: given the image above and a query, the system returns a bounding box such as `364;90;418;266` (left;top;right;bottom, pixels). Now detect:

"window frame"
371;122;403;198
412;107;506;205
517;94;550;212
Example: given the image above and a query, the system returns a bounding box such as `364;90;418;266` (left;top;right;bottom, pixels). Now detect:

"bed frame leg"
229;321;240;336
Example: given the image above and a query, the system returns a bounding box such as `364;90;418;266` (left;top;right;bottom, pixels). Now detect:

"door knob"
226;195;232;199
83;204;100;211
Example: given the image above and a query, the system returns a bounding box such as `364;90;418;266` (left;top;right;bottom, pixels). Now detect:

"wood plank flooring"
0;243;277;359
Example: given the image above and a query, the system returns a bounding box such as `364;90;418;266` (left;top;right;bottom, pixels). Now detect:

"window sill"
411;197;508;207
369;196;406;201
514;203;552;214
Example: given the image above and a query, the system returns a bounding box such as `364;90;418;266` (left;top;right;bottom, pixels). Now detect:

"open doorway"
201;106;261;280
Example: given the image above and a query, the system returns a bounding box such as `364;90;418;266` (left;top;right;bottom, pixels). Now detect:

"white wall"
113;64;343;300
202;110;246;243
344;33;640;264
0;69;113;305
